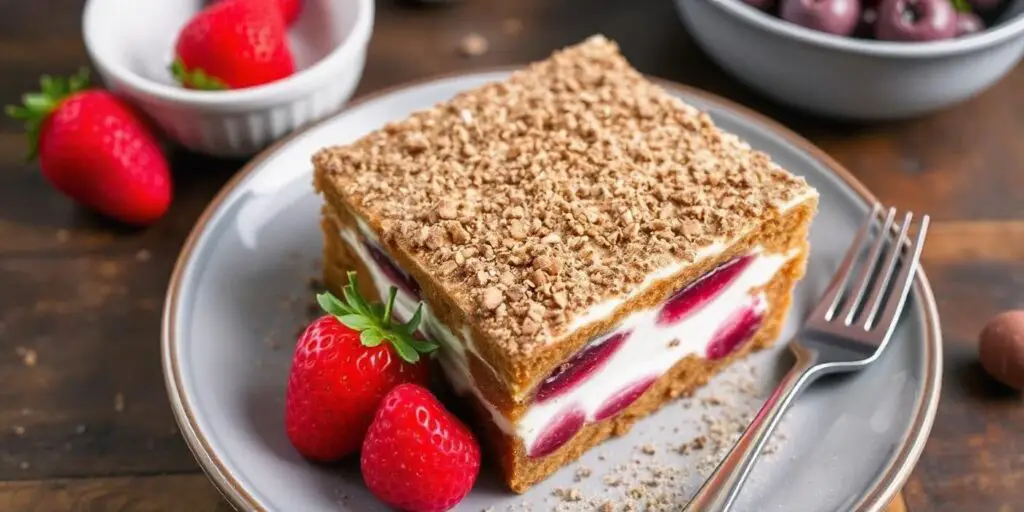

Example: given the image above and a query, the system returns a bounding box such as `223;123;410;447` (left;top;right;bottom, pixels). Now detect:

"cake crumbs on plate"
603;473;624;487
701;395;724;407
595;460;689;511
553;487;583;502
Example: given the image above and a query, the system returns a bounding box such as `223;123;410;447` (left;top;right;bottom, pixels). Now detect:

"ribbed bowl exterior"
99;51;366;157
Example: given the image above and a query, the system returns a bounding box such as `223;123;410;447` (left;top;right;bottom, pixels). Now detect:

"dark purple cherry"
956;11;985;36
780;0;863;36
593;376;657;422
363;240;422;298
528;407;586;458
706;300;765;361
535;330;631;403
875;0;958;41
656;255;754;326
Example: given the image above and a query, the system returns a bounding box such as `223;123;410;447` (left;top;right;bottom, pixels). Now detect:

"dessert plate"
162;71;942;512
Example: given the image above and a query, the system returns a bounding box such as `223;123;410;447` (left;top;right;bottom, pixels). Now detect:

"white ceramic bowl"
83;0;373;157
676;0;1024;120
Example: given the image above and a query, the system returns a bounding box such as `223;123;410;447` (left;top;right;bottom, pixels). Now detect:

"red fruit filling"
593;375;658;422
528;407;586;458
535;330;631;403
656;254;755;326
705;299;765;361
363;240;422;298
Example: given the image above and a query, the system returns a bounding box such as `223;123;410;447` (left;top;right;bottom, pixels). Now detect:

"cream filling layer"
336;222;796;445
515;251;791;450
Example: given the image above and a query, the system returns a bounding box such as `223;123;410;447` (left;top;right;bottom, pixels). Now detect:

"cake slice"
312;35;818;493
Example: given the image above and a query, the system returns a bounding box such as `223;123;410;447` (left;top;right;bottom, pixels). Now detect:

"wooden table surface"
2;0;1022;510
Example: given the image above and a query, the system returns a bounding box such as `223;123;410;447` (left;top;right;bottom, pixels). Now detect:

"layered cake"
312;36;818;492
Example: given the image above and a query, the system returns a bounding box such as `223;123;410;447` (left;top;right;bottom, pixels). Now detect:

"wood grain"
926;221;1024;264
2;0;1024;510
0;475;230;512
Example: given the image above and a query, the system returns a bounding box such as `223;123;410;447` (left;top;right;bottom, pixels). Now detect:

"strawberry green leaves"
5;68;91;159
316;272;438;364
170;59;228;91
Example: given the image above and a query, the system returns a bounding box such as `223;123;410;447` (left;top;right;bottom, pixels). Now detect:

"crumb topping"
314;35;813;356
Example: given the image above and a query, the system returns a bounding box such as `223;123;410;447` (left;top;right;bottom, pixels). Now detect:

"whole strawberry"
172;0;295;90
285;272;437;461
5;70;172;225
362;384;481;512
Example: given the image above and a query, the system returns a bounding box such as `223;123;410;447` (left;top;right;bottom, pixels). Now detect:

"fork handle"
683;343;822;512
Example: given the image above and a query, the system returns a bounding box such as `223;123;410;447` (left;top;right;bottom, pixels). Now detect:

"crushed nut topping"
314;35;813;356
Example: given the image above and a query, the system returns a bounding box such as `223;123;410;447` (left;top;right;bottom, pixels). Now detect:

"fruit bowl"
675;0;1024;120
82;0;373;157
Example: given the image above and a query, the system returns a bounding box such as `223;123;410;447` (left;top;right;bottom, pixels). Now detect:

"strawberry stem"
5;68;90;160
170;59;228;91
316;272;438;364
382;287;397;328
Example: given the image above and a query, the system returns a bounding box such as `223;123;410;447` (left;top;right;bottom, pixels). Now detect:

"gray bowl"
676;0;1024;120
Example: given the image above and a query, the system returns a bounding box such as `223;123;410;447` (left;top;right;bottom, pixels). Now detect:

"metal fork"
683;204;930;512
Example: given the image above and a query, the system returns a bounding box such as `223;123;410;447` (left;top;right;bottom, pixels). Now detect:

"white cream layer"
568;189;815;332
565;241;726;333
337;222;795;449
515;252;790;450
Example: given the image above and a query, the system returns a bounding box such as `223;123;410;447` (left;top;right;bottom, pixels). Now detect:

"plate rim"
161;69;943;512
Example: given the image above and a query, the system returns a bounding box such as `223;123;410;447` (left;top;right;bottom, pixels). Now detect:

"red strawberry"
5;70;172;225
276;0;302;26
361;384;481;512
285;273;437;461
208;0;303;26
172;0;295;90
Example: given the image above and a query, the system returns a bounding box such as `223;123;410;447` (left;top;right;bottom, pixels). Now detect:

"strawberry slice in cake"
312;35;818;492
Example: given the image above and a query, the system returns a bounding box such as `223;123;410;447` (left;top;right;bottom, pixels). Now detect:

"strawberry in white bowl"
82;0;372;156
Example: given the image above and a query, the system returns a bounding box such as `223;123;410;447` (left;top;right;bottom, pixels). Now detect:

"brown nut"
979;310;1024;390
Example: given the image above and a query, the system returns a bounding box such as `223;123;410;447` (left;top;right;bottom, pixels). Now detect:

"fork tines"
815;204;929;337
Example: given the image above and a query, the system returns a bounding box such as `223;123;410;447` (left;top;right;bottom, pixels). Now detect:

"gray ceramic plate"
162;71;942;512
